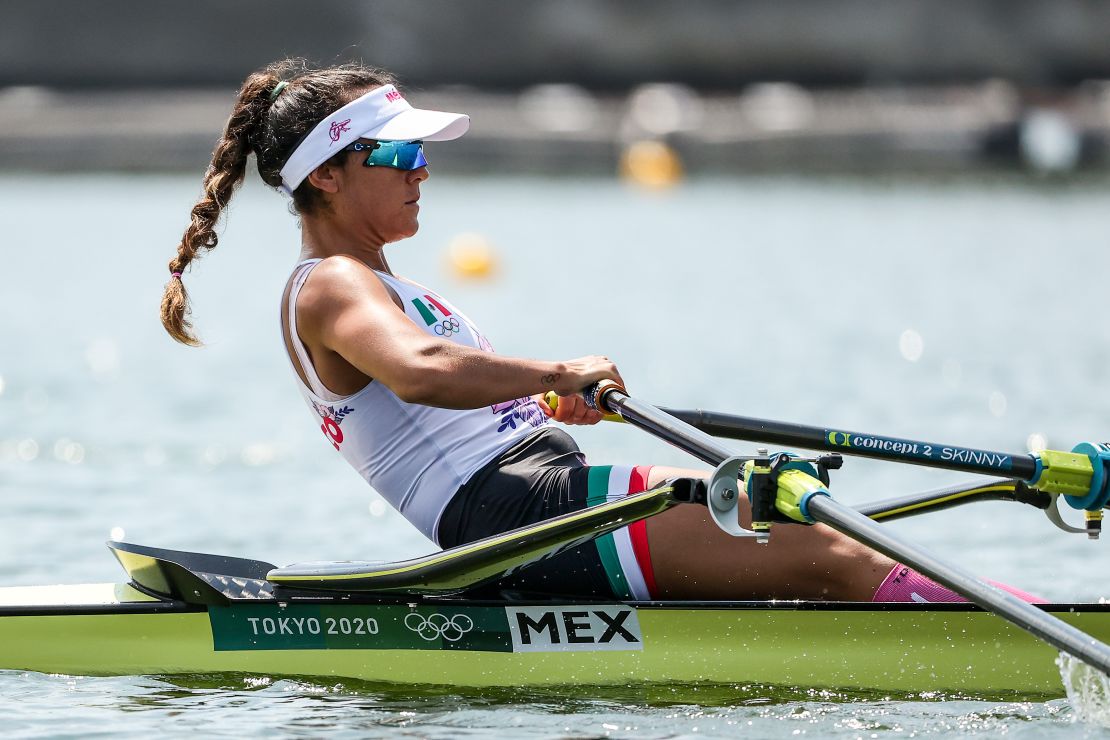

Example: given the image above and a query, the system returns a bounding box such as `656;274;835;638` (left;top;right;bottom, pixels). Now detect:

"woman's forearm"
389;342;567;408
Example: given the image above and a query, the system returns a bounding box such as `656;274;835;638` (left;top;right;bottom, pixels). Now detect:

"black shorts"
437;428;656;599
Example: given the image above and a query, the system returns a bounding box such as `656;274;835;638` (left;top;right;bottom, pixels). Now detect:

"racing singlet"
283;259;549;542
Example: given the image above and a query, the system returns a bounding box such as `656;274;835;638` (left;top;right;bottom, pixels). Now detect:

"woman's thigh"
644;465;894;601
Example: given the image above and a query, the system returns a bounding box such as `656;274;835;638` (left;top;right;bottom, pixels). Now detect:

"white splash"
1058;652;1110;726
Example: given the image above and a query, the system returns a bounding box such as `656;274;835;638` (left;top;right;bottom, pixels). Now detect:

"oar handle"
542;389;623;423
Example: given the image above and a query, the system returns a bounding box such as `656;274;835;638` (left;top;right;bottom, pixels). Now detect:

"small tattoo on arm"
541;373;561;385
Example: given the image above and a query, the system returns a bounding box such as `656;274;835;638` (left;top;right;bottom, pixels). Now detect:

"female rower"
159;58;1041;604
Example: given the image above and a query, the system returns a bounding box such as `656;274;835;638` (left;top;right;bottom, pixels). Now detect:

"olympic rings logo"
403;612;474;642
433;317;461;337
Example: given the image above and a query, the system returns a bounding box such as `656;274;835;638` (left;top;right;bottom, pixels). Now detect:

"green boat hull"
1;583;1105;697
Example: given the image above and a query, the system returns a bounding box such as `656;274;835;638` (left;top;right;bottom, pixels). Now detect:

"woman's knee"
775;524;893;599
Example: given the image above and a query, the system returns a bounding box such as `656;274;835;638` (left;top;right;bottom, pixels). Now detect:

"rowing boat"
3;384;1108;698
0;541;1107;697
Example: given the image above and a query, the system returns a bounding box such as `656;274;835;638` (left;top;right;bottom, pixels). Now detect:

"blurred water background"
4;1;1110;737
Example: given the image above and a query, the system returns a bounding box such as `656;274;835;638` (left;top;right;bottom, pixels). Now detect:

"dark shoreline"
2;83;1109;175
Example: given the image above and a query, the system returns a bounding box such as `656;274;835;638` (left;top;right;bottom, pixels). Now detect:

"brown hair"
161;58;395;345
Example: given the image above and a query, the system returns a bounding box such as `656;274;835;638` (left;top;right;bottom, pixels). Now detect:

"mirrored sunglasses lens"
369;141;426;170
408;146;428;169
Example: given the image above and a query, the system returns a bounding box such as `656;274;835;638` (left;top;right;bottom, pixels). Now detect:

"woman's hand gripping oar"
543;391;622;424
580;379;1110;678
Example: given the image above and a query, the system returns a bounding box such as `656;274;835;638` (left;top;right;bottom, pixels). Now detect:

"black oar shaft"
662;408;1041;480
808;495;1110;674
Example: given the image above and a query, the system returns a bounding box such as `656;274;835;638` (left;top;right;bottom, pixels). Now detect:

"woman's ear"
306;160;343;194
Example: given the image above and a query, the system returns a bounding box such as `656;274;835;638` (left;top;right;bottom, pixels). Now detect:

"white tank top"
283;259;549;543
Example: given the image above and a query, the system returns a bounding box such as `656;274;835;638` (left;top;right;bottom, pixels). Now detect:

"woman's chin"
389;223;420;243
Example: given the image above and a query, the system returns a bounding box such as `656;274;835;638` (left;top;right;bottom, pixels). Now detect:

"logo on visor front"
385;90;403;103
329;118;352;143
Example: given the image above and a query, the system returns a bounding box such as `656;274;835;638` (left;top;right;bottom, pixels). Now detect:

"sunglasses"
343;140;427;171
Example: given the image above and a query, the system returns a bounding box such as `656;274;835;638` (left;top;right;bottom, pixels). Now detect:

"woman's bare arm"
296;256;621;409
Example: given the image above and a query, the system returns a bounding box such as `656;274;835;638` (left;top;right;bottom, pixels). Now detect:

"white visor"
278;84;469;194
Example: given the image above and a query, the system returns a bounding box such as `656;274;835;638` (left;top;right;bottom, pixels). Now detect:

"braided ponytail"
160;58;394;346
161;72;274;345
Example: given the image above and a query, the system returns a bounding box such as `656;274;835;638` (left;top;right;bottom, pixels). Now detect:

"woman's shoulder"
306;256;414;287
296;256;398;314
305;254;374;280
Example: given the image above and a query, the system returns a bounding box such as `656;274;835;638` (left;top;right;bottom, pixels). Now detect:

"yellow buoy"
619;139;684;189
446;233;497;279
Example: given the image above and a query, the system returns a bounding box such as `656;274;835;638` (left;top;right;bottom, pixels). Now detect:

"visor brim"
363;108;470;143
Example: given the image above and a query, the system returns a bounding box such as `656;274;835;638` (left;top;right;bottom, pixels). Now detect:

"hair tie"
269;80;289;101
171;271;182;279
